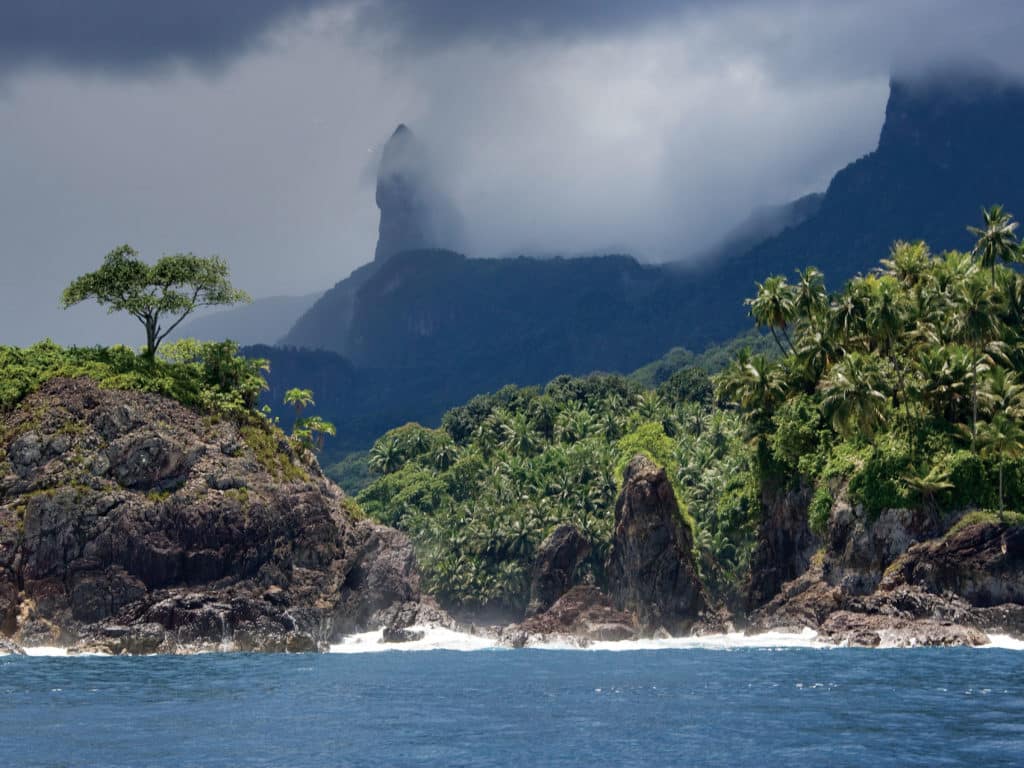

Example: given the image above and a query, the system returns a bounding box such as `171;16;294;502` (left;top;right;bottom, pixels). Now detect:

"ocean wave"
981;634;1024;651
329;626;501;654
327;625;828;653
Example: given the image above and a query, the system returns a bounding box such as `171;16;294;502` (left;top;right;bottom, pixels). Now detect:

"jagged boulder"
525;524;591;618
881;520;1024;605
605;455;708;634
0;377;439;653
501;585;639;647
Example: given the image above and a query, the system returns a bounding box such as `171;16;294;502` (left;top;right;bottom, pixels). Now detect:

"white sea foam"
981;634;1024;651
532;627;826;652
21;646;69;657
329;626;500;653
328;625;826;653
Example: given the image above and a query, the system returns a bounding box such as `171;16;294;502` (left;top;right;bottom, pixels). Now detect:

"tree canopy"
61;245;251;358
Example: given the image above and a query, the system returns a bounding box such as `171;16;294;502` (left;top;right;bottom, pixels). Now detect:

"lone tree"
61;245;251;358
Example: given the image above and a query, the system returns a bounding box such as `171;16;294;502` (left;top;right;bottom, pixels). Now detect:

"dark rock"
825;495;938;595
0;377;438;653
381;626;425;643
818;610;988;648
880;521;1024;606
606;456;707;634
334;522;422;635
104;431;196;490
526;524;591;617
69;567;147;622
0;637;25;655
504;585;639;646
747;482;818;610
373;124;461;263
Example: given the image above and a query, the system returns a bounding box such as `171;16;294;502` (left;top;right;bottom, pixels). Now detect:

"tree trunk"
144;318;158;359
972;354;978;450
999;463;1004;514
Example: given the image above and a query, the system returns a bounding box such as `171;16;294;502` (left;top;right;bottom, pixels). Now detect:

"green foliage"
769;393;823;472
615;421;678;481
0;339;268;421
352;208;1024;615
357;368;758;612
61;245;250;357
946;509;1024;538
808;485;833;537
717;216;1024;537
326;451;374;494
939;450;992;511
239;424;309;483
846;434;914;518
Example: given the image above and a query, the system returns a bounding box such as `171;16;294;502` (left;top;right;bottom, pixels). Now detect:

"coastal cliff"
0;377;436;653
749;488;1024;646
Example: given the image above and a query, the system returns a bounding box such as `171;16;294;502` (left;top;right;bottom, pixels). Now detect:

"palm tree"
433;441;459;472
955;276;1003;447
746;275;798;354
499;412;539;456
819;353;888;439
794;266;828;322
968;204;1020;286
717;352;786;439
368;437;403;475
902;464;954;515
880;240;930;288
977;413;1024;513
283;387;315;420
982;367;1024;421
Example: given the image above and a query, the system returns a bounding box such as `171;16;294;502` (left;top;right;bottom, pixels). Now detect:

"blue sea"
3;636;1023;767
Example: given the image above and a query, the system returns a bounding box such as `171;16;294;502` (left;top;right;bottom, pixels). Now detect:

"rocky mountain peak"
374;123;462;263
878;69;1024;160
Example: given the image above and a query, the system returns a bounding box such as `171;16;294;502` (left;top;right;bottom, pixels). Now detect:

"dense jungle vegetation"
358;208;1024;615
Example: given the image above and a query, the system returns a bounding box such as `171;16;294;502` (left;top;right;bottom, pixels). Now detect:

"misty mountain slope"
267;71;1024;460
174;293;321;346
691;74;1024;307
281;124;462;355
685;192;824;266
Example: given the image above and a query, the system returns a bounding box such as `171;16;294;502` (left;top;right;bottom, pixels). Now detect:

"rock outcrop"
750;490;1024;647
501;586;639;647
525;524;591;618
374;124;462;264
606;456;708;634
0;377;439;653
747;482;818;609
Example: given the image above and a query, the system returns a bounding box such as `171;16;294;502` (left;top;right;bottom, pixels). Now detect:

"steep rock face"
746;483;818;609
525;524;591;618
750;494;1024;646
0;378;432;653
824;495;938;595
691;73;1024;331
881;520;1024;605
374;125;462;264
606;456;707;633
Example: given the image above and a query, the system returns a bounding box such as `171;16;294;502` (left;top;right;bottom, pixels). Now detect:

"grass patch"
239;424;309;483
946;509;1024;538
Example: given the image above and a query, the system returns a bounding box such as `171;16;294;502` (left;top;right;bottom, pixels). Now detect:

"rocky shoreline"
2;378;1022;655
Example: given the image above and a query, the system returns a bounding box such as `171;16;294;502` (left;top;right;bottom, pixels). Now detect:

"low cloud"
1;1;1023;346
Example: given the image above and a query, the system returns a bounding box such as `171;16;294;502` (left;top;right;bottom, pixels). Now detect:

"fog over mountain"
1;1;1022;346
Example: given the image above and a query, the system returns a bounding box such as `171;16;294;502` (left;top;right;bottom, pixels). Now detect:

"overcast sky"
2;0;1023;347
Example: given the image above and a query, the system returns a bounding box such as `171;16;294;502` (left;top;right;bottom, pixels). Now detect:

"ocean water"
3;633;1023;767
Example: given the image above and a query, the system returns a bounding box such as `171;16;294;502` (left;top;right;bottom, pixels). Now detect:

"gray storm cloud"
1;1;1023;347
